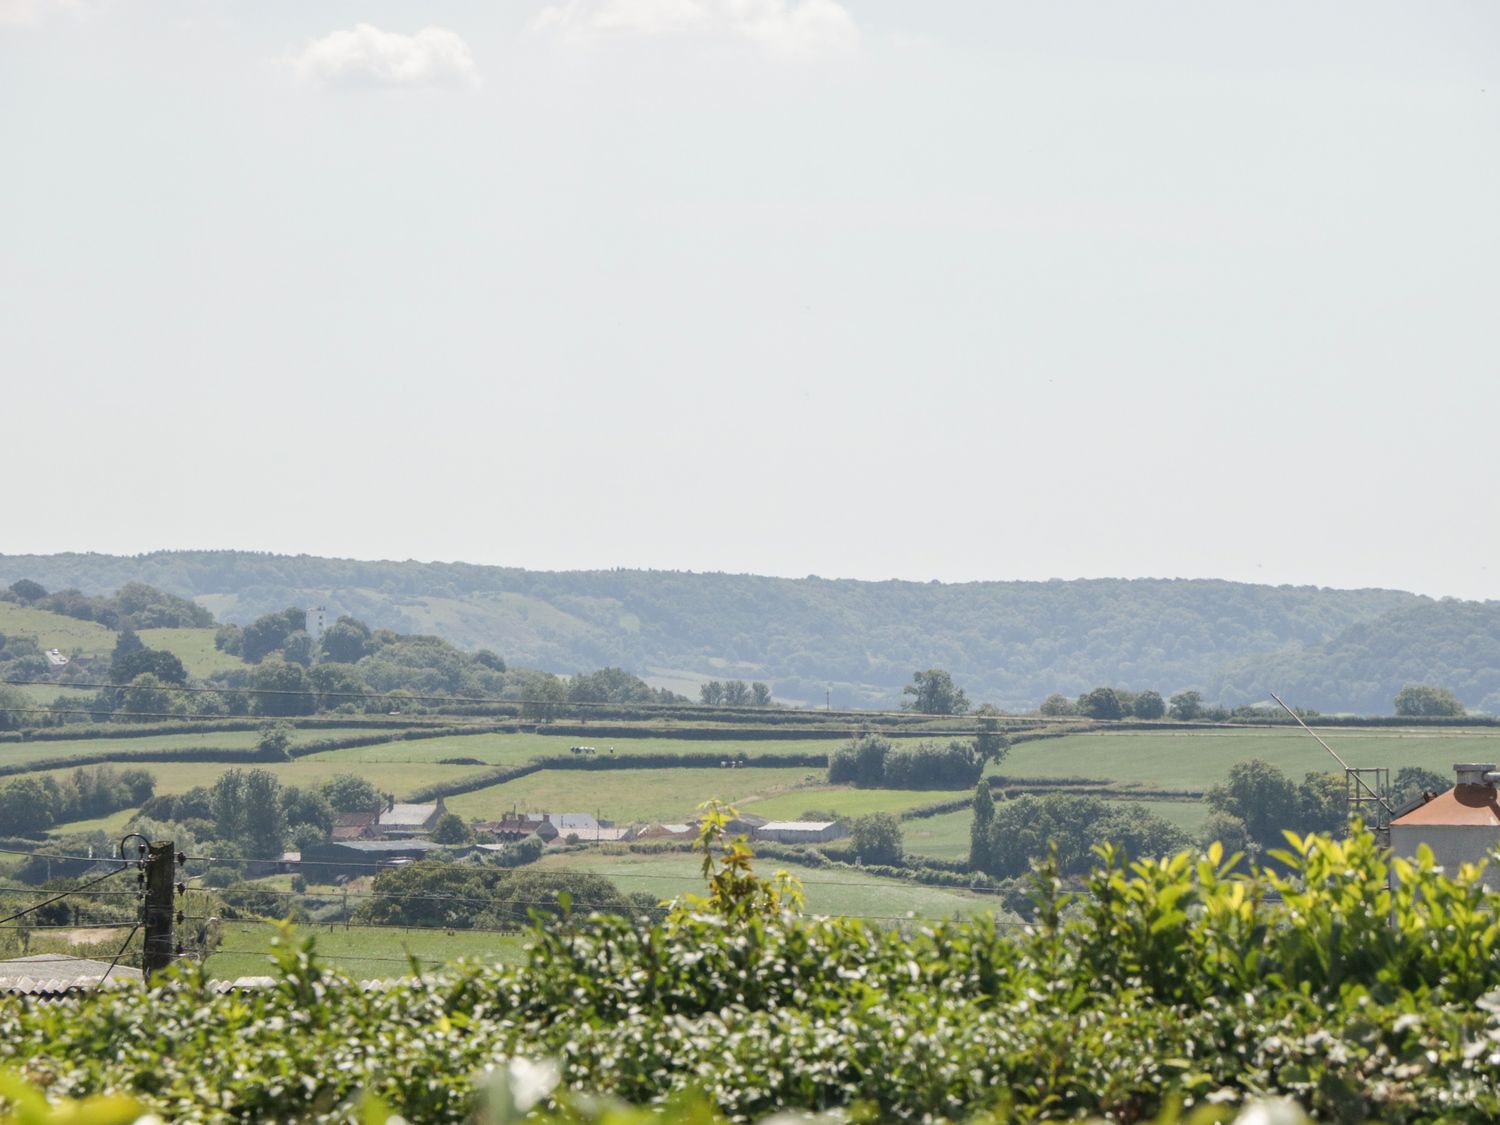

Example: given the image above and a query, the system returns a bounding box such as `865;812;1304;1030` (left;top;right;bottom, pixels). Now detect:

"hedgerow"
3;826;1500;1122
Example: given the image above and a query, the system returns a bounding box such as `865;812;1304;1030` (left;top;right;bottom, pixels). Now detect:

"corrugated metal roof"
1391;783;1500;827
379;803;438;827
758;821;839;832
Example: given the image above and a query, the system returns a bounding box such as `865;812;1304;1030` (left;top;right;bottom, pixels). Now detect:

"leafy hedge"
5;830;1500;1122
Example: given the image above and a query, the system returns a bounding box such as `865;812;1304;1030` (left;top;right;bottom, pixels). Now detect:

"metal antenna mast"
1268;691;1395;844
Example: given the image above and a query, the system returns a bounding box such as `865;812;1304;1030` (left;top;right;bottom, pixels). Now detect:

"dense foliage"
4;830;1500;1122
0;551;1429;709
968;789;1190;877
827;734;986;790
0;766;154;836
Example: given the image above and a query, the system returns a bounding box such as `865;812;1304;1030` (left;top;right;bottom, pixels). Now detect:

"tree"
241;769;287;858
750;682;772;706
1197;810;1254;857
1038;693;1076;717
117;768;156;805
113;647;189;687
251;658;316;717
121;673;180;720
108;630;146;681
1205;759;1298;849
902;669;969;715
974;704;1011;766
281;787;333;835
320;616;374;664
828;734;891;787
699;681;725;706
851;813;902;865
209;770;249;844
0;684;28;731
0;777;58;834
241;608;307;664
1078;687;1124;721
1131;690;1166;720
321;773;384;814
1391;766;1450;807
7;579;46;603
969;783;995;871
1297;771;1348;837
1168;691;1204;721
1393;685;1465;717
722;680;750;706
256;721;296;761
431;813;471;845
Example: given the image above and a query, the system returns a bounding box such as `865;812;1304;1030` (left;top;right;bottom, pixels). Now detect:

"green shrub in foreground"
3;822;1500;1121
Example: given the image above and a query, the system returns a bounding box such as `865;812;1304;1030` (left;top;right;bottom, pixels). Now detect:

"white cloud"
533;0;858;56
293;24;480;90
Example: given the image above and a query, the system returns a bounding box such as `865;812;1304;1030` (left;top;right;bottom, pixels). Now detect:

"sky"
3;1;1497;599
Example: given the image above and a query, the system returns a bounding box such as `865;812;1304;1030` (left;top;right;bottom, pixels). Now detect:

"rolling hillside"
0;551;1449;710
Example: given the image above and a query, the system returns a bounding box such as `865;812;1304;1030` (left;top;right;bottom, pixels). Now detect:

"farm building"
300;839;445;881
1390;763;1500;890
0;954;142;993
753;820;848;845
378;798;448;837
636;823;694;840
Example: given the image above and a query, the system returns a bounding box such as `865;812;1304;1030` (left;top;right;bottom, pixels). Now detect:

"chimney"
1454;763;1498;788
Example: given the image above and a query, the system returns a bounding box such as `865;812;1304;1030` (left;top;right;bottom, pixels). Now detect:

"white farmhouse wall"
1390;823;1500;890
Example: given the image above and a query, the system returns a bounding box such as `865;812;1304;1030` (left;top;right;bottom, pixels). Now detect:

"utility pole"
142;841;176;980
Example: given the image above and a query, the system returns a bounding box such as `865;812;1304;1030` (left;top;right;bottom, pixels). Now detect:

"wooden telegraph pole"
142;841;176;980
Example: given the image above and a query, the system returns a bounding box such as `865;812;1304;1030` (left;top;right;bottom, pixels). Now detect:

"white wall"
1390;824;1500;890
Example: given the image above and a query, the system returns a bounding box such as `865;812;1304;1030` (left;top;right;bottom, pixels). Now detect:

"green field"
994;727;1500;790
901;809;974;861
0;726;414;771
308;731;855;767
445;766;821;825
531;850;999;920
0;602;117;657
28;758;492;804
203;921;531;980
742;785;968;820
136;628;246;677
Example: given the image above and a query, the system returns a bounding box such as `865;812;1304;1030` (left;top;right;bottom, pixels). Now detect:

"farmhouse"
753;820;848;845
377;798;447;837
1390;763;1500;890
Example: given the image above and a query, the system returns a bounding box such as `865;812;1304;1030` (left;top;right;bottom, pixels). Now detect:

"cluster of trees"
4;579;212;629
1199;759;1347;856
1393;685;1466;717
138;769;390;863
569;666;686;705
1207;599;1500;713
0;766;155;835
829;734;993;790
1039;687;1170;719
698;680;773;707
968;785;1190;878
902;669;969;714
351;861;654;929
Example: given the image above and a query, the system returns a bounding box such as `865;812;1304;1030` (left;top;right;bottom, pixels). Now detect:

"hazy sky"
4;1;1497;599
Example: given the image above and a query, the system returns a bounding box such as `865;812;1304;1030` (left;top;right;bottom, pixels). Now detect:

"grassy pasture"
136;628;245;677
307;731;856;767
0;602;117;658
26;759;493;803
444;766;822;825
995;726;1500;790
204;921;530;981
741;785;969;820
530;849;998;920
0;726;410;771
901;810;974;862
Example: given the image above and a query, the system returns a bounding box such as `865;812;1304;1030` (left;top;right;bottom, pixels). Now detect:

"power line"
0;864;129;928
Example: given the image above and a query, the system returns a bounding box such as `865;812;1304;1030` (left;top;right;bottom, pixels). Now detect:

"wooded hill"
2;551;1495;712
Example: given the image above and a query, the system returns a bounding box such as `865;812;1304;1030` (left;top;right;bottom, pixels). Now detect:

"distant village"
298;798;850;880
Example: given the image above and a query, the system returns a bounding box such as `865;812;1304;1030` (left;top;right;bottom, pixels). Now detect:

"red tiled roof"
1392;784;1500;827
